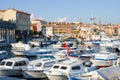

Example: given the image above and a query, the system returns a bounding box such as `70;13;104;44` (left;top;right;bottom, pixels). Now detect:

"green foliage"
29;30;42;36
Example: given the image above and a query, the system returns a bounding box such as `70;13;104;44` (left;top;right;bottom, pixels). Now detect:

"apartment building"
0;8;31;34
52;22;71;35
30;19;47;32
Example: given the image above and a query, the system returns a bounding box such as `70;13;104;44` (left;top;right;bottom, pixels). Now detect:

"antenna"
99;17;101;29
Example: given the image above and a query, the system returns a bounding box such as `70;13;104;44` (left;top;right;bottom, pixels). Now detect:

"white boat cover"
93;66;120;80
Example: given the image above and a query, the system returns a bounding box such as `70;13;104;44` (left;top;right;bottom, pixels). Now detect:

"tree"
38;31;42;35
30;30;34;35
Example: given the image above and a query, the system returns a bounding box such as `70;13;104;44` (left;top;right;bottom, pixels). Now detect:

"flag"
62;43;70;54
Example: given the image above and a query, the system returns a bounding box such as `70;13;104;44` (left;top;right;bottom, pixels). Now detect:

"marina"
0;37;120;80
0;1;120;79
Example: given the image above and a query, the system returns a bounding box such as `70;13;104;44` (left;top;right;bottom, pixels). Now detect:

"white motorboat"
12;47;58;57
0;50;8;61
0;57;29;77
11;41;31;56
23;48;58;57
70;66;120;80
67;49;95;63
11;41;31;51
53;50;68;61
22;58;58;79
45;60;86;80
28;38;52;47
90;52;118;67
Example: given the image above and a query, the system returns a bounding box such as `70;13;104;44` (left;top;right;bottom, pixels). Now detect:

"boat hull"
91;59;117;66
68;56;90;63
47;74;68;80
11;50;25;56
54;55;67;61
0;69;22;77
22;70;47;79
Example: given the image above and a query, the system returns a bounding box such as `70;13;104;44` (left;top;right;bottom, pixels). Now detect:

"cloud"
30;13;36;21
30;13;45;21
56;17;68;22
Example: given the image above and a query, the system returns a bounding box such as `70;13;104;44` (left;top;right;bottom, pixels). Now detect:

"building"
51;22;71;35
30;19;47;32
0;8;31;34
41;25;54;37
0;10;5;20
0;20;16;46
41;26;46;36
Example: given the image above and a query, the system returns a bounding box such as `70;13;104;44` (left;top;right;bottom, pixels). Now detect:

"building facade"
46;26;54;37
50;22;71;35
0;8;31;34
30;19;47;32
0;21;16;46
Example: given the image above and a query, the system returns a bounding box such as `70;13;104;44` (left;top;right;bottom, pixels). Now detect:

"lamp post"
89;17;95;41
90;17;95;33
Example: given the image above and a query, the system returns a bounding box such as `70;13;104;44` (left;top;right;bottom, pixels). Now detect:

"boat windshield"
0;61;6;66
53;65;59;69
35;63;42;67
6;61;13;66
61;66;67;70
72;66;81;70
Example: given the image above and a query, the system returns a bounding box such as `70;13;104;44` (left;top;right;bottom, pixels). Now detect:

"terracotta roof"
0;10;5;12
34;19;45;21
8;8;31;15
30;23;37;26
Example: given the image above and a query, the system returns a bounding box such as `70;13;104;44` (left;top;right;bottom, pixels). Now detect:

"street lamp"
89;17;95;41
90;17;95;32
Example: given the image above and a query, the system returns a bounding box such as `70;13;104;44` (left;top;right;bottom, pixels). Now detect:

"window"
44;61;55;68
61;66;67;70
19;61;27;66
53;65;59;69
0;61;6;66
35;63;42;67
14;62;19;66
6;62;13;66
14;61;27;66
72;66;80;70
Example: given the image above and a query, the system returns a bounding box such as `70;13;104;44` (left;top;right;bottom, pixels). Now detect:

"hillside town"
0;8;120;47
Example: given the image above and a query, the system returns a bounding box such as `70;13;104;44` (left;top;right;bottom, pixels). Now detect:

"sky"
0;0;120;24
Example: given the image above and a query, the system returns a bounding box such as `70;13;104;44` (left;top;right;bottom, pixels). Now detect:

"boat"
0;76;23;80
0;50;8;61
22;58;58;79
11;41;31;51
45;60;86;80
12;46;58;57
53;50;68;61
37;53;55;59
28;38;52;47
52;41;78;50
0;57;29;77
11;41;32;56
61;43;96;63
90;52;118;67
70;66;120;80
23;48;58;57
67;49;96;63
